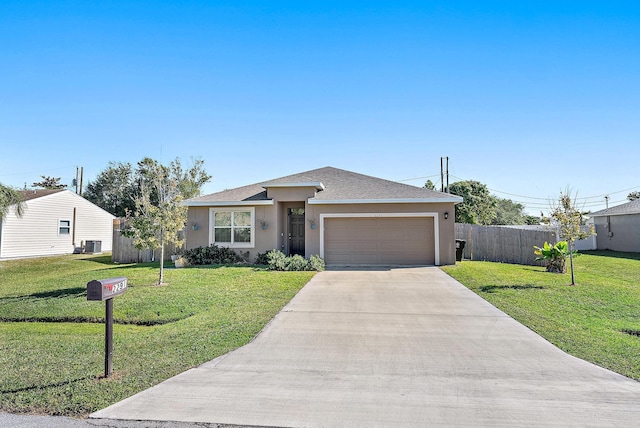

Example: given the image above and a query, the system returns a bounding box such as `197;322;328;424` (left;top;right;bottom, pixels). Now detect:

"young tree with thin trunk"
122;162;187;285
550;191;595;285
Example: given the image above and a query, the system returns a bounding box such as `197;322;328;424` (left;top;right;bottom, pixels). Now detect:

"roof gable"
589;199;640;217
185;166;462;206
19;189;65;202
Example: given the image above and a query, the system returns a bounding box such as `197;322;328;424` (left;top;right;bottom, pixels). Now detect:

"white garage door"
323;217;435;266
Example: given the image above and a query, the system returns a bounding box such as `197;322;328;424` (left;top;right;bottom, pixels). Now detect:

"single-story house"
588;199;640;252
0;189;115;259
184;167;463;266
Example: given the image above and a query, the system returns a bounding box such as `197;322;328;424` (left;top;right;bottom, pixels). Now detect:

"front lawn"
441;251;640;381
0;254;315;416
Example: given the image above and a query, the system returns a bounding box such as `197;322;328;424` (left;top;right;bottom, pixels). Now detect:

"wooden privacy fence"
112;219;185;263
455;224;558;266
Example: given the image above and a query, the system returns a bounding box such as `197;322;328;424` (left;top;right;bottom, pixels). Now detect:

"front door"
288;209;305;256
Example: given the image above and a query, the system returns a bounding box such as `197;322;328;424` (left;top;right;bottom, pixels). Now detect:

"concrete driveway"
92;267;640;427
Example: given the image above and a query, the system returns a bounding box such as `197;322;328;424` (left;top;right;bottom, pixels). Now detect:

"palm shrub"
533;241;576;273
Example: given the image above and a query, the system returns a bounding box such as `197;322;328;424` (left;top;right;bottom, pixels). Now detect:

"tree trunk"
158;235;164;285
569;241;576;285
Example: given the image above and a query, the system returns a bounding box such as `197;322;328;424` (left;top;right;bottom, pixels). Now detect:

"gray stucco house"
184;167;463;266
588;199;640;252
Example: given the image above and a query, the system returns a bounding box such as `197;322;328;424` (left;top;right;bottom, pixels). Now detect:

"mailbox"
87;277;127;301
87;276;127;378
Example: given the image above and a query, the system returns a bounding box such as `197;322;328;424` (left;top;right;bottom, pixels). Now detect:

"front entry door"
288;212;305;256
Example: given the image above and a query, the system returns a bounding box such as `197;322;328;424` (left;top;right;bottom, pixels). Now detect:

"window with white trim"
210;207;254;248
59;220;71;235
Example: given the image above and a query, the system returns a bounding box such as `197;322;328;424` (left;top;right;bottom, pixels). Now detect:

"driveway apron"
92;267;640;427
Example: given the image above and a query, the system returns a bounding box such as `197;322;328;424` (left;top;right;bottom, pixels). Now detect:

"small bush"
266;250;288;271
183;245;242;265
309;255;325;271
286;255;309;271
255;251;270;265
264;250;325;271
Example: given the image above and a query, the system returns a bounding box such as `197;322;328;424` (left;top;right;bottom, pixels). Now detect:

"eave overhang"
308;197;463;205
184;200;274;207
261;181;325;191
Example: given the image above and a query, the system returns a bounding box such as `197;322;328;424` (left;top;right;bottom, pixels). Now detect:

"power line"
397;174;440;183
447;174;639;204
399;172;635;212
487;188;552;201
0;165;78;178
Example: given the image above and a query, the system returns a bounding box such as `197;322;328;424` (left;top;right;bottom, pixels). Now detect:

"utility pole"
445;156;449;194
79;167;84;196
440;156;450;193
440;157;444;192
604;195;609;209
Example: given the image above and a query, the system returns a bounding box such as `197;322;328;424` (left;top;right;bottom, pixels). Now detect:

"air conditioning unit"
85;240;102;253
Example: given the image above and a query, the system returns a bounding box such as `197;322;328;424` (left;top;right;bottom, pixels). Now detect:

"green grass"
441;251;640;381
0;254;315;416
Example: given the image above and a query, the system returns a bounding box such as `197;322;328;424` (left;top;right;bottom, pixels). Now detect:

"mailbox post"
87;277;127;378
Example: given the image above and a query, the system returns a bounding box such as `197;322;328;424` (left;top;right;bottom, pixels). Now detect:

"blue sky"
1;1;638;214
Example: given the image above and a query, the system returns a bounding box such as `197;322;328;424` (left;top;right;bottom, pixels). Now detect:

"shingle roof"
19;189;65;202
588;199;640;217
186;166;462;205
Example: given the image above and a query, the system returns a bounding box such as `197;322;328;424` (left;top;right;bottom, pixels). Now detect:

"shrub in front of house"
183;244;243;265
254;251;270;265
308;254;325;271
184;246;325;271
258;250;325;271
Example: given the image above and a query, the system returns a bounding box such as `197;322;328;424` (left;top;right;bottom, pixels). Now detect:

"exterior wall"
185;191;457;265
306;202;457;265
185;206;211;249
0;191;115;259
594;215;640;252
574;228;597;251
186;204;281;260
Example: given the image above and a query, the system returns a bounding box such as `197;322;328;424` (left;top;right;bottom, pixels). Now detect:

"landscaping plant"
533;241;575;273
549;190;595;285
122;159;187;285
262;250;325;271
183;244;243;265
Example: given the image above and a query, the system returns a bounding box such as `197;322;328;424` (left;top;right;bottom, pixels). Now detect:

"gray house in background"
588;199;640;252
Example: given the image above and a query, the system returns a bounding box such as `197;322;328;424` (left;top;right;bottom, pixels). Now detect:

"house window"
210;208;254;248
59;220;71;235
